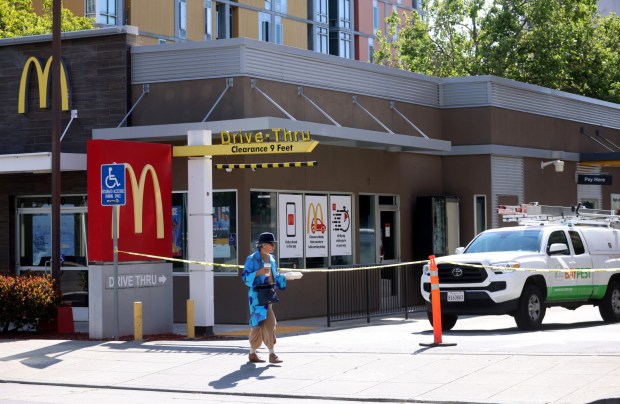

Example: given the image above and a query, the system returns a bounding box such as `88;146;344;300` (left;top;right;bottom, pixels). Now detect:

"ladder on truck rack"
498;202;620;227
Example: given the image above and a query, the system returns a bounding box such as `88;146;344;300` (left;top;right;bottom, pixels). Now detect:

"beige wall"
129;0;175;37
282;19;307;49
236;7;258;39
187;0;205;41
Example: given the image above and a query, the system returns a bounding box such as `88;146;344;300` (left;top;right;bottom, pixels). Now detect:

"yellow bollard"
186;299;195;339
134;301;143;341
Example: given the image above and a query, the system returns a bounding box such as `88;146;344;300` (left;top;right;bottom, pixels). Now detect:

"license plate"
447;291;464;302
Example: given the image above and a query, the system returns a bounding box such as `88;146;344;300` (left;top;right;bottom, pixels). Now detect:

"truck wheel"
514;284;546;330
427;311;458;331
599;281;620;323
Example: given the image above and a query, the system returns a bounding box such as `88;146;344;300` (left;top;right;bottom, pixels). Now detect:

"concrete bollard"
186;299;195;339
134;301;142;341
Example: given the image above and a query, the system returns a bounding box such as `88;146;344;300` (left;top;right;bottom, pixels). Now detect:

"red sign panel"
88;140;172;262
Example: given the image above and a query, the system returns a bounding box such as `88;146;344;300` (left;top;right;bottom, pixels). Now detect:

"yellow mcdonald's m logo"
307;202;326;234
18;56;71;114
113;163;164;239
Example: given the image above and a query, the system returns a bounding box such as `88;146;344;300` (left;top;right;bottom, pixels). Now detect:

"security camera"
225;168;233;173
541;160;564;172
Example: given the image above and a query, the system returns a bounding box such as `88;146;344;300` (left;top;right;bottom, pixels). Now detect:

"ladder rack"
498;202;620;227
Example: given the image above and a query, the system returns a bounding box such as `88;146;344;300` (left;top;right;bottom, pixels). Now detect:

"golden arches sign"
306;202;325;234
18;56;70;114
113;163;164;239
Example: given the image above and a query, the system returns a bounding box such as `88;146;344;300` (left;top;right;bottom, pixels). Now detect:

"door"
546;230;593;301
379;209;399;308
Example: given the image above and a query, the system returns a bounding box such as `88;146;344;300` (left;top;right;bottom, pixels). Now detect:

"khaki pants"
249;305;277;350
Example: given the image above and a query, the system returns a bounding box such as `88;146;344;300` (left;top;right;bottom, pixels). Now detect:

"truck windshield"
465;229;543;253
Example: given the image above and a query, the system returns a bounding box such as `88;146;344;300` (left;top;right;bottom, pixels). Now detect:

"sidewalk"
2;307;620;403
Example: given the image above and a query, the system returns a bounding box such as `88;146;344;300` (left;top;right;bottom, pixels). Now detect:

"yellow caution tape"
439;260;620;273
116;250;620;273
116;249;427;272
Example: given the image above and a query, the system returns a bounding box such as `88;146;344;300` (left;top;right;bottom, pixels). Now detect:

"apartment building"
33;0;419;61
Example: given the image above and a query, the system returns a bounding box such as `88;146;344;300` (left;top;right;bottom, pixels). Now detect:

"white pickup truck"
421;223;620;330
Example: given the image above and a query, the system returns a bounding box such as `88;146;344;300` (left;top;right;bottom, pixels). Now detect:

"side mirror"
548;243;568;255
454;247;465;254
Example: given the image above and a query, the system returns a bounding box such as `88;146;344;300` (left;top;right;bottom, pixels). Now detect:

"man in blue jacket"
242;232;286;363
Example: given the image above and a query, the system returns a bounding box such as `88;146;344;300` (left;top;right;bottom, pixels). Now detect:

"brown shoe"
269;353;283;364
248;353;265;363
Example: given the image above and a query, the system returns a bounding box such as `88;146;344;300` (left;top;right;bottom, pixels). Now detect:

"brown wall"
0;33;134;154
129;77;443;140
170;143;445;323
442;155;492;244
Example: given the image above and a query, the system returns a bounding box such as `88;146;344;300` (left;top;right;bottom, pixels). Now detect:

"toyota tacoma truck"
421;207;620;331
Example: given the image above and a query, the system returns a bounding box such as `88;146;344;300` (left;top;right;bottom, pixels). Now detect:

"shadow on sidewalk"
208;362;276;389
0;340;99;369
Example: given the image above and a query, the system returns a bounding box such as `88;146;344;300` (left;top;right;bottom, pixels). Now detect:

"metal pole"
113;205;119;341
51;0;62;284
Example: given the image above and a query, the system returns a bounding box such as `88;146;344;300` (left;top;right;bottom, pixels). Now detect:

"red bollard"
420;255;456;347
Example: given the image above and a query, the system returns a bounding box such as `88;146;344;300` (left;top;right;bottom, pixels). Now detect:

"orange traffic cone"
420;255;456;347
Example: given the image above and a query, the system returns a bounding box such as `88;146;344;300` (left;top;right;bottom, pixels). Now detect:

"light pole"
51;0;61;284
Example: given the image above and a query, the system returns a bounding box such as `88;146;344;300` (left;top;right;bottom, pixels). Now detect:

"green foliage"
0;0;94;39
374;0;620;103
0;274;57;332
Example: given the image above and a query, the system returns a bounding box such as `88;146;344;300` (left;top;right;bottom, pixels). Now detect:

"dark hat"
256;232;277;245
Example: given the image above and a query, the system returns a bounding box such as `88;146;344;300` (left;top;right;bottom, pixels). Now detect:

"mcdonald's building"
2;27;620;327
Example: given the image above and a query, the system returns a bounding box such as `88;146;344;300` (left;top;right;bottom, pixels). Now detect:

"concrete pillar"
187;129;214;335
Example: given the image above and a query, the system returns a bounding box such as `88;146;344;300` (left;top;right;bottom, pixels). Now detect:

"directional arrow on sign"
173;140;318;157
158;275;167;284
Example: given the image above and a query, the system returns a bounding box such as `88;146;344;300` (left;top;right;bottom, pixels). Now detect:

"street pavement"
1;306;620;404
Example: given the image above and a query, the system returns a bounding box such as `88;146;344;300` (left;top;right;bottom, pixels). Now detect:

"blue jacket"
242;250;286;327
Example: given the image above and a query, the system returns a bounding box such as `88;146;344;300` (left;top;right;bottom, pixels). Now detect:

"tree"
375;0;488;77
0;0;94;39
374;0;620;103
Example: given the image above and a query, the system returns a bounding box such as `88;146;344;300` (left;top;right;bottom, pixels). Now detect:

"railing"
326;262;426;327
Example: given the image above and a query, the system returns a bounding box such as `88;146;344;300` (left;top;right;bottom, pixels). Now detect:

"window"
251;190;354;268
85;0;96;16
474;195;487;236
373;1;379;33
339;32;351;59
265;0;272;11
315;0;328;23
205;0;213;40
216;4;233;39
339;0;351;29
172;191;238;274
85;0;118;25
16;195;89;306
275;16;283;44
250;191;277;251
275;0;287;14
316;26;328;53
359;194;377;264
259;12;271;42
17;195;88;269
213;191;238;274
547;231;569;255
179;0;187;39
569;231;586;255
368;38;374;62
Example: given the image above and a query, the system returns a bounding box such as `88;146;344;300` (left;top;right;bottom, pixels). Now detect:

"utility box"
413;196;460;259
88;262;173;339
